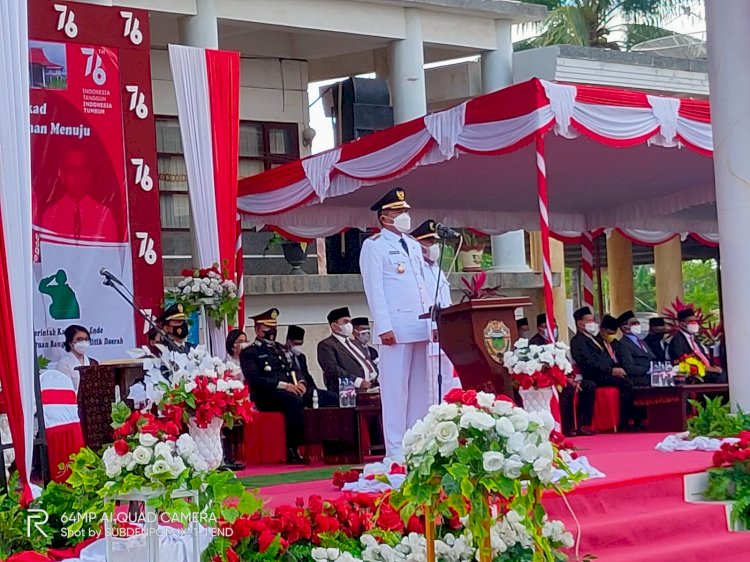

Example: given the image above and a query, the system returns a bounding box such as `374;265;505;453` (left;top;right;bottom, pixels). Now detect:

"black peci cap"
327;307;351;324
573;306;592;322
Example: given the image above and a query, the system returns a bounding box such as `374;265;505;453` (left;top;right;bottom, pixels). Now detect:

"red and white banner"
169;45;241;347
29;0;164;363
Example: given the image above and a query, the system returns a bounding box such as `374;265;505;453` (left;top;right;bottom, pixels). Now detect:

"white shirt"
334;333;377;387
56;351;90;392
359;229;432;344
225;356;243;380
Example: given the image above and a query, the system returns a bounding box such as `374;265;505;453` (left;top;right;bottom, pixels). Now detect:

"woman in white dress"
56;325;96;393
225;329;249;379
223;328;249;470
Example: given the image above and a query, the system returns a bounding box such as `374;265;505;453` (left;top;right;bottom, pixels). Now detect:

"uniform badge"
264;364;272;372
397;263;405;274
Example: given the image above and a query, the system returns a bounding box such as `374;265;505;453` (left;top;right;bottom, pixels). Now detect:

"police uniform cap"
159;303;186;323
410;219;439;241
251;308;279;327
370;187;410;212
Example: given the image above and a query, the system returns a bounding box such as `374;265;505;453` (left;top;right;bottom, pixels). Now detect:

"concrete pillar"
654;237;684;312
529;233;568;341
606;230;634;316
706;0;750;409
480;20;527;272
178;0;219;49
480;20;513;93
389;8;426;123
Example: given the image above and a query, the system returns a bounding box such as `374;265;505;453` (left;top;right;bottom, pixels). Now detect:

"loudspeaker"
332;77;394;143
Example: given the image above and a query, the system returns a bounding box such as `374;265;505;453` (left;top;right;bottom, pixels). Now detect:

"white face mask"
686;323;700;335
73;341;90;355
355;330;371;345
424;244;440;263
584;322;599;336
392;213;411;233
290;345;304;356
629;324;642;336
239;341;251;351
337;322;354;338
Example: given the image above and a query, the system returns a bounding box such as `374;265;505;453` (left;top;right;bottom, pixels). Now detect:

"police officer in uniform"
359;187;433;460
240;308;306;464
410;219;461;404
157;303;195;354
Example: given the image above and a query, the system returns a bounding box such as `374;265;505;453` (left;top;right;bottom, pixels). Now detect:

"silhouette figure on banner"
39;269;80;320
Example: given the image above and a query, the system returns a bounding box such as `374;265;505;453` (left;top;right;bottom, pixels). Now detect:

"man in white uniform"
359;188;433;459
411;220;461;405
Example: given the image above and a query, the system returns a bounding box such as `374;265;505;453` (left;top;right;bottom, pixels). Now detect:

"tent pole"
534;134;556;343
594;236;605;317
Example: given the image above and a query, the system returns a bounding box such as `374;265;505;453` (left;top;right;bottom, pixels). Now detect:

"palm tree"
521;0;700;51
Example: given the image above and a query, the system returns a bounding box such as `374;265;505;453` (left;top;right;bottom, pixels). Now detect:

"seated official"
668;308;727;383
570;307;639;431
318;307;379;394
352;317;379;367
57;324;98;393
517;317;531;340
533;314;595;436
222;329;249;470
283;325;338;407
615;311;654;386
157;303;195;354
240;308;306;464
644;317;668;362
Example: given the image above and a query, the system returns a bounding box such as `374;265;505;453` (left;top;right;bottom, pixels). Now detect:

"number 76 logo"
80;47;106;86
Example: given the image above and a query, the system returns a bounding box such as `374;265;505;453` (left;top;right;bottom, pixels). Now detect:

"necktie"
345;339;375;375
399;238;409;255
604;341;616;362
73;204;82;239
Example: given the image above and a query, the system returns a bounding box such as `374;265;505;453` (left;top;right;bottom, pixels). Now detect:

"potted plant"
456;229;485;272
460;271;502;302
264;232;309;275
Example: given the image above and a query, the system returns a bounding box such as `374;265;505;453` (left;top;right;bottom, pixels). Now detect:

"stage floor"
249;432;748;561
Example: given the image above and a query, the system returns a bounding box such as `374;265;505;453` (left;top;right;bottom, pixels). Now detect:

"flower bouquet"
677;353;706;384
168;263;240;326
391;388;581;562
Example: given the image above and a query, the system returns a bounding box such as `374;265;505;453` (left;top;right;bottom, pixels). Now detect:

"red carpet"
253;433;748;560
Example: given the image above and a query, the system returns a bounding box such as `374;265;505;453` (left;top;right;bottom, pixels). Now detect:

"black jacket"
287;350;319;390
616;335;654;383
644;333;667;363
668;331;708;363
570;332;616;384
317;335;377;393
528;333;551;347
240;339;296;399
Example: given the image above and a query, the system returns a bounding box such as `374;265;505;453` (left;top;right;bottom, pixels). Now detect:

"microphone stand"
430;235;453;403
100;272;182;354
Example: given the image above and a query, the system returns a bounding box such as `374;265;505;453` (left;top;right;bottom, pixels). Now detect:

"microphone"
435;223;460;239
99;268;122;286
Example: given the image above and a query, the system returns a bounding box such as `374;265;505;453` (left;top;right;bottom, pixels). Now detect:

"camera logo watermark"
27;509;50;539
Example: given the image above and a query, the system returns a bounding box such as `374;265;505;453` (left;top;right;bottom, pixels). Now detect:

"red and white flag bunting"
169;44;241;350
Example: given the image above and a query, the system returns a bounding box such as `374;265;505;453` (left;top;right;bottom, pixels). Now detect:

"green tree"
682;259;719;315
633;264;656;312
520;0;698;51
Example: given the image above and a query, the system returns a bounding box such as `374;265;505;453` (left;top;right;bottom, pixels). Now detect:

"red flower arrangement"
513;365;568;391
113;410;182;441
712;431;750;467
444;387;515;407
332;469;361;490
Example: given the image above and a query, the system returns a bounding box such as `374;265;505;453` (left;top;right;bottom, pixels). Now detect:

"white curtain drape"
0;0;35;492
169;45;225;357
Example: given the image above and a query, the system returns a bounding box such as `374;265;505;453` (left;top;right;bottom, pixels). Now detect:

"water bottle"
312;389;319;409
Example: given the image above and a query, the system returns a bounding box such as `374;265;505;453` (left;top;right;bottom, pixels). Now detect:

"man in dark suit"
240;308;306;464
616;310;654;386
352;317;379;366
317;307;379;394
570;306;637;431
668;308;726;383
529;313;552;346
283;325;338;407
516;317;531;340
644;317;668;362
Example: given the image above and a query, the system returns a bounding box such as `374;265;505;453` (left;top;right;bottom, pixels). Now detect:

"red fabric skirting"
592;387;620;432
47;422;85;483
243;411;287;465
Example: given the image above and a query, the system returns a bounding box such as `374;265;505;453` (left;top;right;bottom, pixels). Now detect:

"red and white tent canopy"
237;78;715;244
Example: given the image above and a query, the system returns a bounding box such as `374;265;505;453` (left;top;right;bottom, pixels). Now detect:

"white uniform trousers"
379;340;430;459
427;342;461;406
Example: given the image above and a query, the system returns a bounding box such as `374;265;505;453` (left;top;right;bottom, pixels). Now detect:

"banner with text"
30;1;164;362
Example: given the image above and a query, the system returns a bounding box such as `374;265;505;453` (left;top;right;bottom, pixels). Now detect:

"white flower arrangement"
170;264;240;326
502;339;573;390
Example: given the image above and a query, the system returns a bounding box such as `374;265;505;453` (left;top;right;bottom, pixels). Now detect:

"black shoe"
576;427;597;436
287;448;305;464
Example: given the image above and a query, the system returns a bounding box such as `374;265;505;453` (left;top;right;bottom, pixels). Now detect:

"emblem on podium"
483;320;510;364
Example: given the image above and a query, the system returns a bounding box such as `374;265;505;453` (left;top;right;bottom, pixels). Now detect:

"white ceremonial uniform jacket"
360;229;432;344
424;261;451;357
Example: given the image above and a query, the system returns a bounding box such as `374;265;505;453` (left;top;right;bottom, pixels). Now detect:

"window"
156;117;299;275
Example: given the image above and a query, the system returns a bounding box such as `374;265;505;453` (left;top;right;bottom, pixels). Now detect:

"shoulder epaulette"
368;233;381;240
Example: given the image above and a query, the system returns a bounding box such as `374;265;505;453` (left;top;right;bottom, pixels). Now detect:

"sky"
306;2;706;155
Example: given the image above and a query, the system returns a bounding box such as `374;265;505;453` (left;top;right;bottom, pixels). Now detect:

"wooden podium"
76;362;145;451
437;297;533;397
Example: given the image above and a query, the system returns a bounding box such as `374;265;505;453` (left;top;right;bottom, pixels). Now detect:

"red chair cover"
243;411;287;464
46;422;85;482
592;387;620;432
